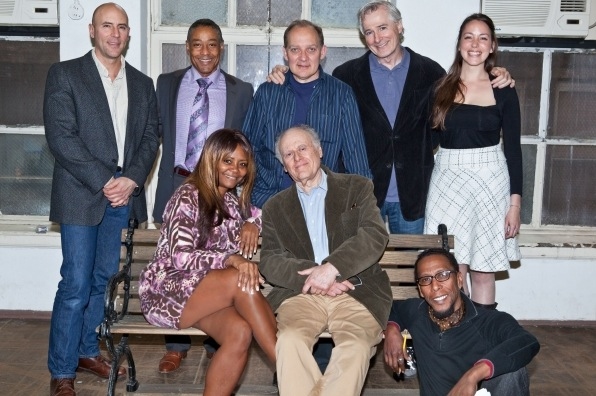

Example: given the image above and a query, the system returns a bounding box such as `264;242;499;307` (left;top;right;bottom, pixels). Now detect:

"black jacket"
390;295;540;396
333;48;445;221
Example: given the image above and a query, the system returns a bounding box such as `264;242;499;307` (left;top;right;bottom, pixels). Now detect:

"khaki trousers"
275;293;383;396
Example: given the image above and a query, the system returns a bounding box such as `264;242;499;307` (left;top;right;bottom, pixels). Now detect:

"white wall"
498;257;596;321
398;0;479;70
58;0;148;72
2;235;594;320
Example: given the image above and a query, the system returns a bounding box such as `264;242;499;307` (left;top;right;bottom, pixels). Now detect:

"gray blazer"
260;168;392;327
152;67;254;223
43;51;159;225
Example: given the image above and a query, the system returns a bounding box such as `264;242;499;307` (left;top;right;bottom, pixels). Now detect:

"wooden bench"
100;219;453;395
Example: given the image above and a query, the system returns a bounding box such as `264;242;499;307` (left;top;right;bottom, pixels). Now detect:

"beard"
432;302;456;319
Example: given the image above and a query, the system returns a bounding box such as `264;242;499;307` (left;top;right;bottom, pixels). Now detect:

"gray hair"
274;125;322;163
357;1;405;44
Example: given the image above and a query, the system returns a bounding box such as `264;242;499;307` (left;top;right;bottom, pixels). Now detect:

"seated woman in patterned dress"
139;129;276;395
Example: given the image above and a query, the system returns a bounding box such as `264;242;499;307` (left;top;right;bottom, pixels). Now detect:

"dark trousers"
481;367;530;396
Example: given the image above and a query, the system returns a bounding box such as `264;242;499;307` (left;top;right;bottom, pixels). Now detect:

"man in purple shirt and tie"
152;18;253;374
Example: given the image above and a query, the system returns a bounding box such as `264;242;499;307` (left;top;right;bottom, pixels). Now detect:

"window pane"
311;0;361;28
520;144;536;225
498;51;542;137
542;145;596;226
0;41;59;127
548;52;596;139
237;0;301;26
323;47;367;74
160;0;227;26
0;134;53;216
236;45;285;90
162;43;227;75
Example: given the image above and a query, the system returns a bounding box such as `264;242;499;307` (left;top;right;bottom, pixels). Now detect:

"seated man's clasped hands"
139;129;276;396
259;125;392;396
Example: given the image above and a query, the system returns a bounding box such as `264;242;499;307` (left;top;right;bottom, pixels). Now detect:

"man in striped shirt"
242;19;371;209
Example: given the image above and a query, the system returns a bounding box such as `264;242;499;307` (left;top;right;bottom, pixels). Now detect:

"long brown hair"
186;129;256;247
431;13;498;130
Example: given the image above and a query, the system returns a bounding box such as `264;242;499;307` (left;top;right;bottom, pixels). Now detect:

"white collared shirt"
92;49;128;168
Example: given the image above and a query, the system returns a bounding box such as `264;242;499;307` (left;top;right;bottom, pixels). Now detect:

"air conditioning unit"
0;0;58;26
482;0;591;38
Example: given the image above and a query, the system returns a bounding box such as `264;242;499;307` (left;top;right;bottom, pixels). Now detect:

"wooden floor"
0;318;594;395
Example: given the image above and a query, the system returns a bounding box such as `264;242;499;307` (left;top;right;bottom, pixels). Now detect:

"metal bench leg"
106;334;139;395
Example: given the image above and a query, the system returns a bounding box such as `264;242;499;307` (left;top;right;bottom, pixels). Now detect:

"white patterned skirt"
424;145;521;272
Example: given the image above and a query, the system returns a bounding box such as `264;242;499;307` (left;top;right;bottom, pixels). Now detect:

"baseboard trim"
0;311;594;328
0;310;51;320
519;319;596;327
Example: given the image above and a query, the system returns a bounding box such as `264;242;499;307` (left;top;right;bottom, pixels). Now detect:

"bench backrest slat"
116;228;454;315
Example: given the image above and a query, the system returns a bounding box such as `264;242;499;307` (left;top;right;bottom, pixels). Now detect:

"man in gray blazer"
151;18;253;373
43;3;159;396
260;125;392;395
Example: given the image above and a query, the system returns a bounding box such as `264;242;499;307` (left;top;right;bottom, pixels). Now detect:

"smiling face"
458;19;495;67
187;25;223;77
283;25;327;83
89;4;130;64
417;254;464;318
361;6;403;68
279;127;323;189
216;144;249;196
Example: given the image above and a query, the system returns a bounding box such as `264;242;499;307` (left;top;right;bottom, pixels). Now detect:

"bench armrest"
99;219;137;339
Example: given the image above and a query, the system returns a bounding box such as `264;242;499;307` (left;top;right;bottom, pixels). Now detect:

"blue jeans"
380;201;424;234
482;367;530;396
48;203;130;379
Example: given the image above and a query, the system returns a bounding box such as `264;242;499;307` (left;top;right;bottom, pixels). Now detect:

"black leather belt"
174;166;191;177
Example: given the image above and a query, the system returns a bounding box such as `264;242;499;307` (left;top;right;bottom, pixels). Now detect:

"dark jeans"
168;335;334;374
165;334;191;352
48;203;130;378
481;367;530;396
312;338;334;373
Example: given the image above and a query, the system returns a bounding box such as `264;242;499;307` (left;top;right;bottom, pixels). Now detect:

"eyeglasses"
416;270;458;286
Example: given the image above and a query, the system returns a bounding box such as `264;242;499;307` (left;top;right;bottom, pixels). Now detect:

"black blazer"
333;48;445;221
152;67;254;223
44;51;159;225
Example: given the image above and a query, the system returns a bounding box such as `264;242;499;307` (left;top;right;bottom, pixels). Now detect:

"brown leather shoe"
158;351;187;373
50;378;76;396
77;355;126;379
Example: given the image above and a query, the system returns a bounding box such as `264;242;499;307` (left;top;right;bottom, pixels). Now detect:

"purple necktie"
185;78;212;171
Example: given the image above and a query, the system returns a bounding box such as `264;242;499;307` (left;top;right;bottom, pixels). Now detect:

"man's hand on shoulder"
266;65;289;85
298;262;339;295
490;66;515;89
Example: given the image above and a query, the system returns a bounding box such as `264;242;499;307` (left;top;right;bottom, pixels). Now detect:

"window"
0;39;58;218
500;49;596;228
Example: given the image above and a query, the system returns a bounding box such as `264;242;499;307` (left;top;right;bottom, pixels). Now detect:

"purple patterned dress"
139;183;262;329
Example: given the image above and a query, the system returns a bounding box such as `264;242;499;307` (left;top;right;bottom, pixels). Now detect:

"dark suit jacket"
260;168;392;327
152;67;254;223
43;51;159;225
333;48;445;221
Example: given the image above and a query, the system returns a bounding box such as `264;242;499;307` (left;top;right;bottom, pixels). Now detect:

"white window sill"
1;221;595;259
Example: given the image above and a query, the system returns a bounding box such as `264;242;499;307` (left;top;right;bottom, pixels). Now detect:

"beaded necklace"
429;302;466;332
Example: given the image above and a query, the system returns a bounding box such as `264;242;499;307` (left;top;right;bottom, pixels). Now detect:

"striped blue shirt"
243;69;371;208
